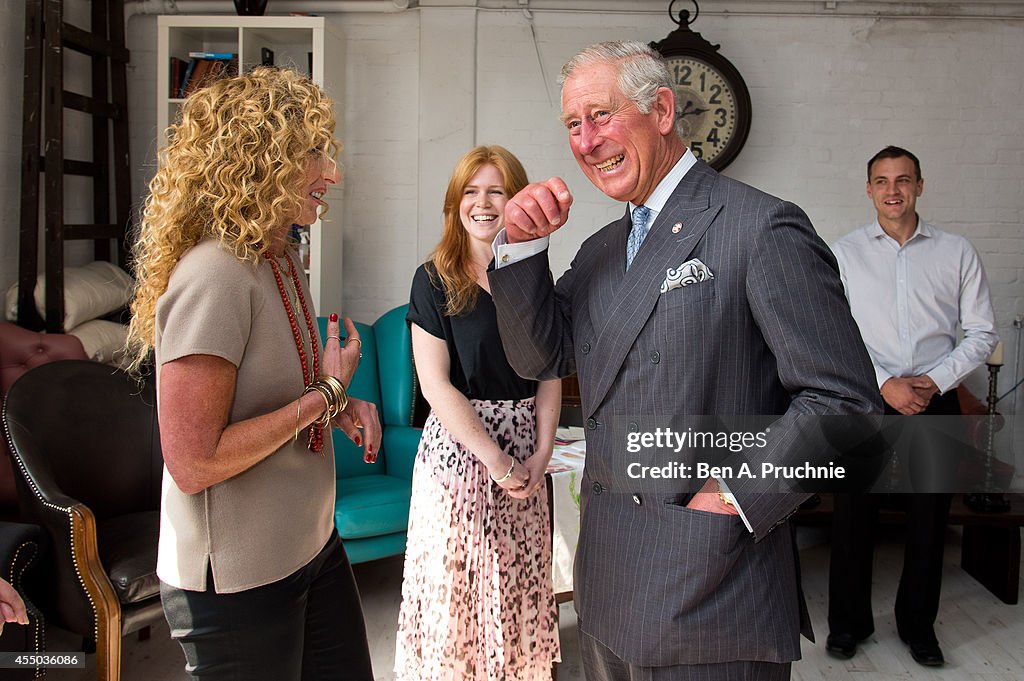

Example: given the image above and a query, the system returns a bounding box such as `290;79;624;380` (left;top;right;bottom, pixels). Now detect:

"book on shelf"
178;56;239;98
169;57;188;98
188;51;236;60
179;58;198;97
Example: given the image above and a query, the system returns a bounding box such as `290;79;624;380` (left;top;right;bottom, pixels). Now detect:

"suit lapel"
582;161;722;418
584;210;629;337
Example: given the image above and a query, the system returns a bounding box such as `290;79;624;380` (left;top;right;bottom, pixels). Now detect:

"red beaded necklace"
265;251;325;452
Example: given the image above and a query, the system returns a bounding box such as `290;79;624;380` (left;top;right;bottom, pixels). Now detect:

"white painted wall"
1;1;1022;466
0;0;24;288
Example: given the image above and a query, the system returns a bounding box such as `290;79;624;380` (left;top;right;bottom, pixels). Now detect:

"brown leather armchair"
0;322;87;518
3;360;163;681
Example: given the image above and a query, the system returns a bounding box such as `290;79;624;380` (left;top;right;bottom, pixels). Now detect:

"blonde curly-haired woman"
127;67;377;681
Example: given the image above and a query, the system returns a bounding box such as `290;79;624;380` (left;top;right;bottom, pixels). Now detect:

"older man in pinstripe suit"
487;41;882;680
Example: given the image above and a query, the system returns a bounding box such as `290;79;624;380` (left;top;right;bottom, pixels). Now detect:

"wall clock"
650;1;752;171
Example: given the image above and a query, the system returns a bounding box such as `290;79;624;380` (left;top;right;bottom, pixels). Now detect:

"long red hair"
430;145;528;316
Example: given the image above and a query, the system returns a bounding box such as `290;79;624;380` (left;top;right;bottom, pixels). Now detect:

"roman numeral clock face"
664;56;748;170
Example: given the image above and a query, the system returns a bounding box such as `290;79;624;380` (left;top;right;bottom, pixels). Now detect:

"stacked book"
169;52;239;98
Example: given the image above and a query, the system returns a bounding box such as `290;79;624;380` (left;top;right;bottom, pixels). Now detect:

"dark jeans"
160;530;373;681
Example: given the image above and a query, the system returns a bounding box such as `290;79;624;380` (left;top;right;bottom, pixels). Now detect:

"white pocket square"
660;258;714;293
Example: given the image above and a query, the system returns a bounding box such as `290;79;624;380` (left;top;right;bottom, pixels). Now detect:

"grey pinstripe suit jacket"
489;160;882;667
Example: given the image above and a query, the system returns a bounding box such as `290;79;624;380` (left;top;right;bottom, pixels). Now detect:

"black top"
407;263;537;401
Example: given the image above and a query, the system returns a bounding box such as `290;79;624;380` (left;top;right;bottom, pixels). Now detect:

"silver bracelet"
490;459;515;484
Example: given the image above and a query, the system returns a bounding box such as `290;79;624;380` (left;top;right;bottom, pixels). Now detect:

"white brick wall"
0;0;25;290
1;3;1021;462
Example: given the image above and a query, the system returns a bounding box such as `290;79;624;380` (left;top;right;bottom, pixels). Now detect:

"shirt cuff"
925;367;956;396
715;478;753;534
492;229;549;268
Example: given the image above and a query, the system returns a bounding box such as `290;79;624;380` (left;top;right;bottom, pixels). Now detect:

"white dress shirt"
830;219;998;395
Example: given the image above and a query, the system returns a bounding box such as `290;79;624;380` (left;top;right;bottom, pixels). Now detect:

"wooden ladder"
18;0;132;332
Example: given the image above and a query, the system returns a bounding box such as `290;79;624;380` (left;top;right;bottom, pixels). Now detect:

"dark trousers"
160;530;373;681
580;628;792;681
828;390;960;645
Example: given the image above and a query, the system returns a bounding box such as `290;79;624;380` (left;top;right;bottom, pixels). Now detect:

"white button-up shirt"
830;219;998;395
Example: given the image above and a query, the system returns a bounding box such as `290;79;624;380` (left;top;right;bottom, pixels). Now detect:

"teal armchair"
318;305;421;564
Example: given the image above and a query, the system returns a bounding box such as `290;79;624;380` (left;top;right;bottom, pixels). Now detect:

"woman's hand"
506;449;551;499
489;456;530;495
0;577;28;636
321;313;362;389
334;397;382;464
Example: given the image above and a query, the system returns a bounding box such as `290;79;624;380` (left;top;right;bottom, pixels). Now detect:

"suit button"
650;351;661;364
632;494;642;505
581;342;591;354
587;418;597;430
628;422;639;432
592;482;604;495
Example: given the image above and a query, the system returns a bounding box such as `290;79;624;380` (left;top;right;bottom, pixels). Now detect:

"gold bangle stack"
303;375;350;428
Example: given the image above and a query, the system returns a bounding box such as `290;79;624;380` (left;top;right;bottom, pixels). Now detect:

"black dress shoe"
906;640;945;667
826;633;860;659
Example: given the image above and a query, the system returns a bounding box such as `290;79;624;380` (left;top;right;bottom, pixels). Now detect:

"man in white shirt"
827;146;998;667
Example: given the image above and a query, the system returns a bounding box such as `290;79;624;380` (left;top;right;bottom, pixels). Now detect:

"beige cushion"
5;261;134;329
68;319;130;367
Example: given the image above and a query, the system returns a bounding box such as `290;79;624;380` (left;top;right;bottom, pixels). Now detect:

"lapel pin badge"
671;222;683;234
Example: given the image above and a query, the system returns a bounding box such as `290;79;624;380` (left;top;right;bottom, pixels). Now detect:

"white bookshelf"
157;14;344;314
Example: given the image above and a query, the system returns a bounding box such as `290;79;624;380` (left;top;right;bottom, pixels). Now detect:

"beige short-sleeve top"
155;240;335;593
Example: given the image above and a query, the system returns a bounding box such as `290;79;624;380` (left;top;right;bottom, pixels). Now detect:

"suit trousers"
828;390;961;645
580;628;792;681
160;530;373;681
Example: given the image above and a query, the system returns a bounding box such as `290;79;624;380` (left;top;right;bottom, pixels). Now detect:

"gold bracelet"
316;375;349;413
294;399;302;442
303;383;335;420
316;384;339;419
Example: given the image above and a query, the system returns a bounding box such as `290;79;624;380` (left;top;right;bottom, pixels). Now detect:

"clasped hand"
322;315;382;463
503;451;551;500
881;376;939;415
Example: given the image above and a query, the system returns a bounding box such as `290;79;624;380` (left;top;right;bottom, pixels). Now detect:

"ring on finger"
326;335;342;343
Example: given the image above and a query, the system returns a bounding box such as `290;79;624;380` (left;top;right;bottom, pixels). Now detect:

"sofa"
318;304;422;564
0;322;87;519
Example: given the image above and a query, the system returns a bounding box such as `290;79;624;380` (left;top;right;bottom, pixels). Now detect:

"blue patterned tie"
625;204;652;270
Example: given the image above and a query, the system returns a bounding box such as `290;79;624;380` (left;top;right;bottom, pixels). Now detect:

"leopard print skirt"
395;397;560;680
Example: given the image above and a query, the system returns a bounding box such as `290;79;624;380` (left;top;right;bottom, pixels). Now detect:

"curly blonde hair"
126;67;339;373
431;145;528;316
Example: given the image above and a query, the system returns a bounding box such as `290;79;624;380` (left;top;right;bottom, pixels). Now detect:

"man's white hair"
559;40;684;141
